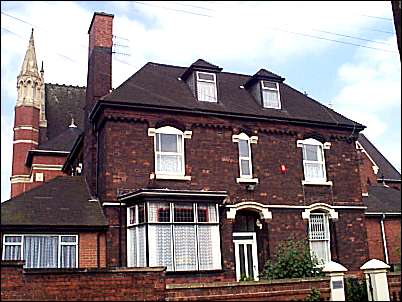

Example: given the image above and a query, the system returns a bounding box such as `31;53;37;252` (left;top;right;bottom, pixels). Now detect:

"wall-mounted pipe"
380;213;389;264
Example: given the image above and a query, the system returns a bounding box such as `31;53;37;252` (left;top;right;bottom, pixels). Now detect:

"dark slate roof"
101;61;364;129
39;126;82;152
190;59;221;70
363;184;401;213
1;176;107;228
44;83;86;141
358;133;401;181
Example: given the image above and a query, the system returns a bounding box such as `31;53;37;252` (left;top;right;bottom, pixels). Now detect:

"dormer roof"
180;58;223;80
244;68;285;89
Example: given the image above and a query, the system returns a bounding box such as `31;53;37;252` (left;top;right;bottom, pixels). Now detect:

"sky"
1;1;401;202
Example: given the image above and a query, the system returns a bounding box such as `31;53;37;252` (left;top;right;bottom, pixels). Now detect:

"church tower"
11;29;46;197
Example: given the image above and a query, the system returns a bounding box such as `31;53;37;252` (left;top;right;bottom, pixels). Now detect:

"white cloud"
1;114;14;202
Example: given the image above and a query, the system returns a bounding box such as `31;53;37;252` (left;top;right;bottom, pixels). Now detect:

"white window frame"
196;71;217;102
127;202;221;272
2;234;78;268
148;126;192;180
261;80;281;109
307;213;331;265
297;138;332;185
232;133;259;183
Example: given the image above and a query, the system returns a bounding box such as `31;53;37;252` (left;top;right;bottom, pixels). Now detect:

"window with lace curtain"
196;71;217;102
148;126;192;180
127;202;221;271
261;80;281;109
308;213;331;265
297;138;330;184
2;234;78;268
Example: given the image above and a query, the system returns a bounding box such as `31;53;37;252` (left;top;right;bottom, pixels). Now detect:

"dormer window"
196;71;217;102
261;80;280;109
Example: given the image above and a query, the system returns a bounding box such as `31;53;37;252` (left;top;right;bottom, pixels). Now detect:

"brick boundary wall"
388;272;401;301
1;261;166;301
166;277;331;301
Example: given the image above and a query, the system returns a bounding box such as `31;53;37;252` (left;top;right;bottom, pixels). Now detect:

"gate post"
360;259;390;301
322;261;347;301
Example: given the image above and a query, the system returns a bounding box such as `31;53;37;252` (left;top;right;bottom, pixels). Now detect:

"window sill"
302;180;333;186
236;177;259;184
151;174;191;181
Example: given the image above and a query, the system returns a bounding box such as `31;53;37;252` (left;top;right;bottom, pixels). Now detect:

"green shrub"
259;238;324;280
304;288;321;301
239;274;254;282
344;278;368;302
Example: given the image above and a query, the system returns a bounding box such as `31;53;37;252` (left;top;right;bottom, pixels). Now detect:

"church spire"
19;28;39;77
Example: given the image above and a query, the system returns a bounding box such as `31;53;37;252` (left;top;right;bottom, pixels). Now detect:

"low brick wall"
1;261;166;301
166;277;331;301
388;272;401;301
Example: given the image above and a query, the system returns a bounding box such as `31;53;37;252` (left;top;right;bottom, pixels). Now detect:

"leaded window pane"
197;204;217;223
174;203;194;222
61;236;76;243
5;236;22;243
198;72;215;81
149;202;170;223
138;203;145;223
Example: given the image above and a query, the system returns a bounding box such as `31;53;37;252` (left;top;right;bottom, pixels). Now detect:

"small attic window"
261;80;280;109
196;71;217;102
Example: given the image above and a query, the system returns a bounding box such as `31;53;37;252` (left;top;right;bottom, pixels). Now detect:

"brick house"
3;11;397;282
357;134;401;270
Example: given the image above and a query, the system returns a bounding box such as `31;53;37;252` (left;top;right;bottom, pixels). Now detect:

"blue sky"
1;1;400;202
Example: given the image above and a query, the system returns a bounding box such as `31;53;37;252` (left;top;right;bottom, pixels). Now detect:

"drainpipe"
380;213;389;264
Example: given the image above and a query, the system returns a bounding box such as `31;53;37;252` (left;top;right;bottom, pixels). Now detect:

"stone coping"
1;261;166;274
166;276;330;289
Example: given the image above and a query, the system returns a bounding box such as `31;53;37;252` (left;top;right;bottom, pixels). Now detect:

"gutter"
380;213;389;264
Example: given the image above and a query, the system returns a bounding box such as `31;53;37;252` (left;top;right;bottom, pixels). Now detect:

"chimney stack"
84;12;114;196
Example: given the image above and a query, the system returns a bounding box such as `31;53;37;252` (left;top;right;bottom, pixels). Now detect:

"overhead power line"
133;1;213;17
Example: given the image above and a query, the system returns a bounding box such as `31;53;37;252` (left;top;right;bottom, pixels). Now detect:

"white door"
233;232;259;281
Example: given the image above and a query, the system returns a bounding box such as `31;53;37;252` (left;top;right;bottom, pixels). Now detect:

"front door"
233;232;259;281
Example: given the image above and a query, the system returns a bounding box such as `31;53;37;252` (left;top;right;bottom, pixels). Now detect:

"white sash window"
2;234;78;268
261;80;281;109
297;138;330;184
127;202;221;271
197;71;217;102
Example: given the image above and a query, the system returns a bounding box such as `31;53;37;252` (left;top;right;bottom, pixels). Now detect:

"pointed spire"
19;28;39;77
40;61;44;73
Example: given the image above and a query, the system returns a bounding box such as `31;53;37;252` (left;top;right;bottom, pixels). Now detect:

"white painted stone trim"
302;180;333;186
301;203;338;220
236;177;259;184
32;164;63;171
226;201;272;220
13;126;39;132
150;173;191;181
13;140;38;145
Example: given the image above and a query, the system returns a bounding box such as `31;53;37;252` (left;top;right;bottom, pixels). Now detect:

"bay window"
127;202;221;271
2;234;78;268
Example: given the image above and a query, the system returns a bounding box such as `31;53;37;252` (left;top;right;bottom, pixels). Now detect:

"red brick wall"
357;150;378;194
166;277;331;301
365;216;401;265
387;272;401;301
365;217;385;261
94;108;368;271
384;218;401;264
1;261;166;301
79;232;107;268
